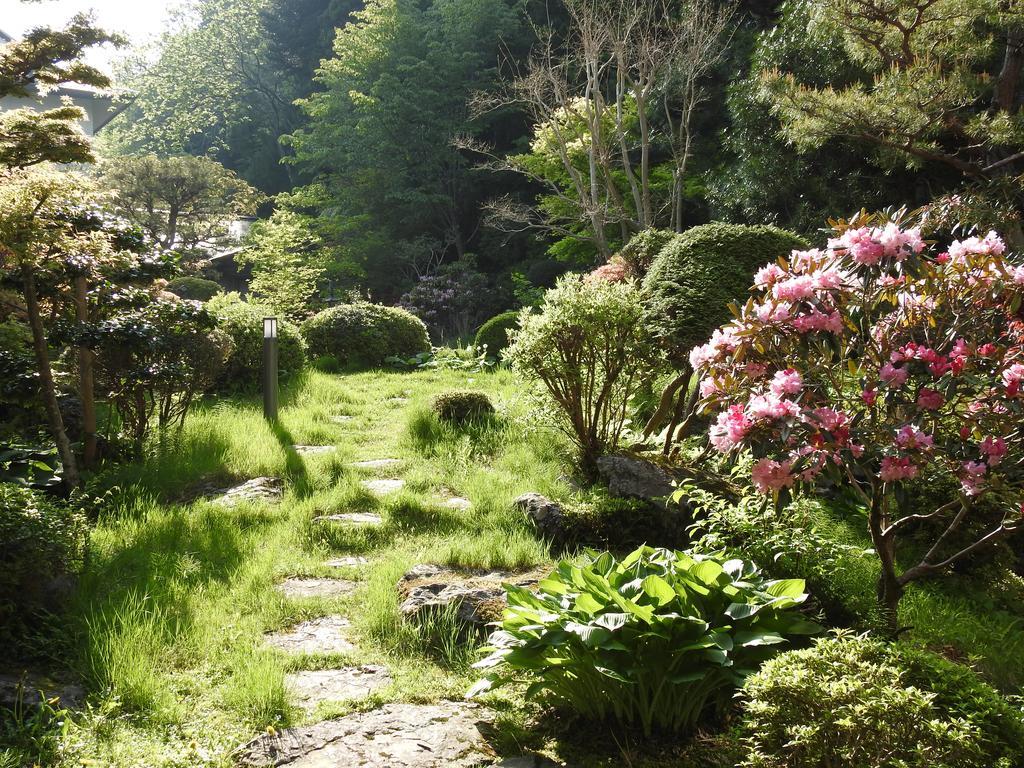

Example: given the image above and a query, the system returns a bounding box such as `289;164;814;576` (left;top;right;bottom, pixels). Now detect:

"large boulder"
514;493;567;547
596;455;676;508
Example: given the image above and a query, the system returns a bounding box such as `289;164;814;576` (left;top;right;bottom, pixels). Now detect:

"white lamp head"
264;317;278;339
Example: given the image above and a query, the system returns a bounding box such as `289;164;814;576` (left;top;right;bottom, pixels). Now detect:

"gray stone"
330;415;354;424
386;397;410;405
596;455;676;508
398;565;544;633
236;701;493;768
314;512;383;526
276;578;357;599
349;459;402;469
264;616;355;655
362;478;405;495
0;673;84;711
443;496;472;511
514;493;567;545
187;477;283;506
285;666;392;711
293;445;338;456
325;556;369;569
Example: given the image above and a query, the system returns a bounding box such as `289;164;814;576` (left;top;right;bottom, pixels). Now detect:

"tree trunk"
867;489;902;635
73;275;98;468
22;265;80;489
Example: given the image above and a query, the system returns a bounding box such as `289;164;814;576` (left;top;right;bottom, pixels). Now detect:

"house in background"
0;28;126;137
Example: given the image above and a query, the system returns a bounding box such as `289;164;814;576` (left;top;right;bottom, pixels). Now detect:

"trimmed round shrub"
474;311;519;359
642;222;806;364
207;293;306;385
0;484;87;646
301;302;430;369
432;390;495;423
616;228;678;278
165;276;222;302
740;634;999;768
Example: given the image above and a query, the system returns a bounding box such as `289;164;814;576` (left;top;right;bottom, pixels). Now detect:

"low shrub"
506;276;663;478
207;292;306;385
312;354;341;374
470;546;820;736
616;228;678;278
0;484;87;647
165;276;222;302
431;390;495;424
473;311;519;359
301;302;430;369
642;222;806;364
739;633;998;768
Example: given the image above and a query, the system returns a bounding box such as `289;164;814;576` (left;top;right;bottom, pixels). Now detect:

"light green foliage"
506;276;663;476
240;210;327;320
473;311;519;360
642;223;806;364
470;546;819;736
740;634;996;768
99;154;262;253
164;277;222;302
0;483;87;645
207;292;307;384
431;390;495;424
301;303;430;369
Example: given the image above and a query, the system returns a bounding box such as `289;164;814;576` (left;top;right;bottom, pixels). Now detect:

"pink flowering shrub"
691;213;1024;626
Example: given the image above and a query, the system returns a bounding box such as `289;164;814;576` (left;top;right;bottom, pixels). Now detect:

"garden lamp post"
263;317;279;422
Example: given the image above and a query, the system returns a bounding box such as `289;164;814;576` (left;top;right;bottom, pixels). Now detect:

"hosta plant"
468;546;819;736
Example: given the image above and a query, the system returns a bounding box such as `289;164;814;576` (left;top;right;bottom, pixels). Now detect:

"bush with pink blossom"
690;213;1024;628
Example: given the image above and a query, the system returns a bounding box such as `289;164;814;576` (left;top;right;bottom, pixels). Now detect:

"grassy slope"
49;368;566;767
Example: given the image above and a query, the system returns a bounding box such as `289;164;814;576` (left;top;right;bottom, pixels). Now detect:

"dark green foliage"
0;484;87;646
642;223;806;364
470;546;820;736
431;390;494;424
165;276;222;302
525;259;571;288
312;354;342;374
207;294;306;385
0;320;39;425
740;634;1007;768
616;228;678;278
473;311;519;359
301;303;430;369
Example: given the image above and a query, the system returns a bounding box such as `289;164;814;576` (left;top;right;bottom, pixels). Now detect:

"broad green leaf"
765;579;806;599
641;575;676;607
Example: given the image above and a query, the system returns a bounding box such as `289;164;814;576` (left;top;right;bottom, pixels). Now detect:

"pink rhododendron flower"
772;275;816;302
1003;363;1024;396
751;458;796;493
979;436;1007;467
879;363;908;388
812;270;845;291
587;261;630;283
709;405;750;452
829;227;885;265
861;388;877;405
948;231;1006;260
754;263;786;288
1013;265;1024;285
880;457;919;483
960;461;988;496
699;377;719;398
744;363;768;379
812;407;848;433
789;249;825;272
917;388;945;410
770;369;803;396
895;424;933;451
747;393;801;422
689;327;740;369
792;309;843;334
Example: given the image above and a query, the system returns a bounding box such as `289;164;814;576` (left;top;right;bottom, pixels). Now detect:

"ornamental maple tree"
691;212;1024;629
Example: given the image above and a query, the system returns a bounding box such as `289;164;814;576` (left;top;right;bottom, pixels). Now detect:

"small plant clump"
473;311;520;360
432;390;495;424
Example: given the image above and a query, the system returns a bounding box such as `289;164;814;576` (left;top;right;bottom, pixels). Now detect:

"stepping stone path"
314;512;383;526
398;564;546;633
443;496;472;510
236;701;493;768
325;556;369;568
276;577;357;599
349;458;402;469
330;415;354;423
293;445;337;456
187;477;283;507
285;666;392;712
362;478;405;495
0;672;84;710
264;616;355;655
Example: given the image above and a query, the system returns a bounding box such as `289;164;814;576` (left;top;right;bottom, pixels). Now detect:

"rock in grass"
514;493;567;546
285;666;392;712
595;455;675;508
186;477;283;506
361;478;405;495
325;556;369;568
236;701;493;767
264;616;355;655
314;512;383;526
397;565;544;634
276;578;357;599
349;459;402;469
293;445;338;456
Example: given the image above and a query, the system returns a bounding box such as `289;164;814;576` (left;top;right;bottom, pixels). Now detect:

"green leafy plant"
473;311;519;360
164;276;222;301
469;546;820;736
207;292;306;386
739;633;1002;768
301;302;430;369
432;390;495;424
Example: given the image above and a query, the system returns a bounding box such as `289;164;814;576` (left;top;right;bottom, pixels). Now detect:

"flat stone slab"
330;415;354;423
362;479;405;495
236;701;493;767
325;556;369;568
386;397;410;405
0;673;84;710
443;497;472;510
349;459;402;469
186;477;283;506
277;578;357;599
264;616;355;655
292;445;338;456
314;512;384;526
286;666;392;711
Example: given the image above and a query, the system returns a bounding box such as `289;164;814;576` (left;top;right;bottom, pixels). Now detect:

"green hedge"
207;293;306;386
473;311;519;359
432;390;495;423
301;303;430;369
165;276;223;302
642;223;806;364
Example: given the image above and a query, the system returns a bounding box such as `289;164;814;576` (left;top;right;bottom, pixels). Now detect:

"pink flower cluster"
828;223;924;266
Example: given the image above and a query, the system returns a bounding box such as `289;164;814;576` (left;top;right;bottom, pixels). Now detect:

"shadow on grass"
267;419;314;499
